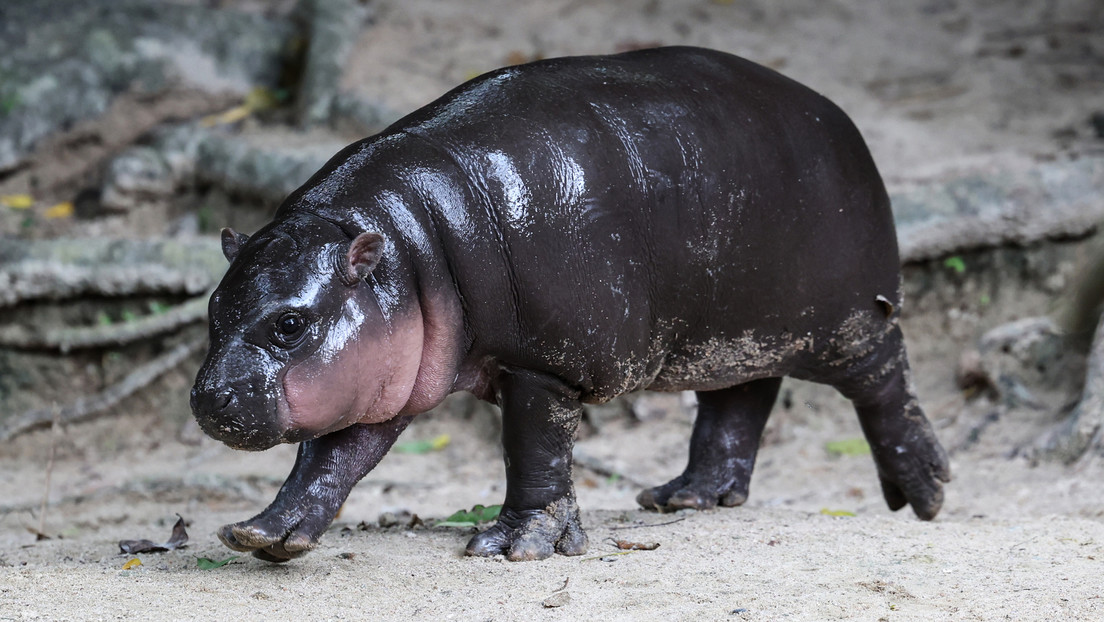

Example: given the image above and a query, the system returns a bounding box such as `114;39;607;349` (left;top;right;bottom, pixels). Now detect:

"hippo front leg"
466;367;588;561
219;416;414;562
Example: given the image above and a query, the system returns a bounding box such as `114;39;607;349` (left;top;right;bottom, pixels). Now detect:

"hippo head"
190;214;423;450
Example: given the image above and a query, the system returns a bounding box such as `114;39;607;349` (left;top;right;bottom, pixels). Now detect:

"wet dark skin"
191;46;951;562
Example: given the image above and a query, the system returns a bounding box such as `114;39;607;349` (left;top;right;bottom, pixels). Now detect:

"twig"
0;293;210;351
36;405;61;540
0;336;206;442
582;550;634;561
571;449;647;488
609;517;686;531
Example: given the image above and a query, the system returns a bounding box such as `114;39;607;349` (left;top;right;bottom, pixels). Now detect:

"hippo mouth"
195;414;286;451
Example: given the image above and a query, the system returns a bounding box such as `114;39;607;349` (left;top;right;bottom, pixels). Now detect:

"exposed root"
0;292;210;351
0;238;224;307
0;335;206;442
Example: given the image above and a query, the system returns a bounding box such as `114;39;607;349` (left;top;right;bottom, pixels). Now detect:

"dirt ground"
3;1;1104;620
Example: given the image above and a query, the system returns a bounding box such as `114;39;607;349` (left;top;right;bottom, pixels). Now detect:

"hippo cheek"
282;352;364;439
282;312;425;439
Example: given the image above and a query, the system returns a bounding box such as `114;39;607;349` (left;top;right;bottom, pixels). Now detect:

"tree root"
0;238;224;307
0;335;206;442
0;292;210;352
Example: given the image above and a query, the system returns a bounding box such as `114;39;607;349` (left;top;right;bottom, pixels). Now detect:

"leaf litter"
118;514;188;554
436;504;501;528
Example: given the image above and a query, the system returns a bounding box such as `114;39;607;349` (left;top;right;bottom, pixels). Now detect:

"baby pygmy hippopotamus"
191;46;950;562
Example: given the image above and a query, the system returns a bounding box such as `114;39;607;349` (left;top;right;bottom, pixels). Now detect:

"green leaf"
96;311;113;326
196;555;239;570
820;508;856;517
825;438;871;456
121;310;138;323
943;256;966;274
393;434;450;454
148;301;171;315
0;92;20;116
196;206;214;233
438;504;502;527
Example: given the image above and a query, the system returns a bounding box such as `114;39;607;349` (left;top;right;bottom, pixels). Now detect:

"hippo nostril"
213;390;233;411
191;387;235;415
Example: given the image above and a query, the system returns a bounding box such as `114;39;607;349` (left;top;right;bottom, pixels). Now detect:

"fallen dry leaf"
118;515;189;554
0;194;33;209
44;202;73;219
612;539;660;551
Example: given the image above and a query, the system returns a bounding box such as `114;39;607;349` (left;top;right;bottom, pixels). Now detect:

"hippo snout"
190;383;284;451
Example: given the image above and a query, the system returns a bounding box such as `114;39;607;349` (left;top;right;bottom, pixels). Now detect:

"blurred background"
1;1;1103;614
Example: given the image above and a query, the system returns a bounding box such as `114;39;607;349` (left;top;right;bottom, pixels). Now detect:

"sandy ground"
3;1;1104;620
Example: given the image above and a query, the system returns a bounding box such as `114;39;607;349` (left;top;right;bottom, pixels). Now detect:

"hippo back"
302;47;898;401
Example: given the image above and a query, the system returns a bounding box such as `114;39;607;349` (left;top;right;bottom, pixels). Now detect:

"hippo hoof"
637;475;749;512
876;450;952;521
465;498;588;561
217;520;319;562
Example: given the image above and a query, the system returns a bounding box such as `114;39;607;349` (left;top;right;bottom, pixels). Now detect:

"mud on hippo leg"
835;328;951;521
637;377;781;512
466;367;587;561
219;416;413;562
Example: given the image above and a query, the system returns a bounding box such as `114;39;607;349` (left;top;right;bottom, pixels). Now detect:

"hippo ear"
221;228;250;263
342;232;385;285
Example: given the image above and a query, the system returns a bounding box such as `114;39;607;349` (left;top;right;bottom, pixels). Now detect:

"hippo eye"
272;312;307;347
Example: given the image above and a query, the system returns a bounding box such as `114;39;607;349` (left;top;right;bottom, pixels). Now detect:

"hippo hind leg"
637;377;781;512
829;323;951;520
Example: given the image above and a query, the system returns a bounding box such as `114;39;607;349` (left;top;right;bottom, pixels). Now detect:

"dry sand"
3;0;1104;620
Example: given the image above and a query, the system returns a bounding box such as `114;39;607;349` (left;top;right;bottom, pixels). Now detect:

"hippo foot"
872;441;952;521
217;512;327;562
465;497;588;561
636;474;749;512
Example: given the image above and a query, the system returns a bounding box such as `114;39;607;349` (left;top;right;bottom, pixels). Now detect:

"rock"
960;316;1078;409
149;123;209;185
100;147;174;212
194;131;335;204
296;0;373;128
891;157;1104;263
0;0;297;172
331;92;398;135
